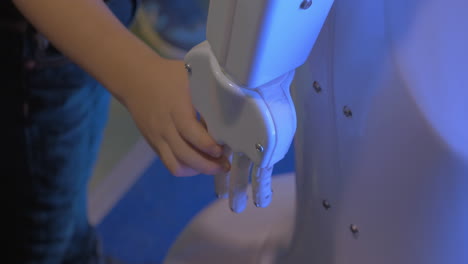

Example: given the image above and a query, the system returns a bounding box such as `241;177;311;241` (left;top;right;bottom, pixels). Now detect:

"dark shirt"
0;2;24;21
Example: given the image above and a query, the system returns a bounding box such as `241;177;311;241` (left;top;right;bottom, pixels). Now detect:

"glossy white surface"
186;41;297;212
164;174;296;264
283;0;468;263
207;0;334;88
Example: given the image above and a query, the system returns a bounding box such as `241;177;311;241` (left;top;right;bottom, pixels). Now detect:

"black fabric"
1;0;138;263
0;1;24;20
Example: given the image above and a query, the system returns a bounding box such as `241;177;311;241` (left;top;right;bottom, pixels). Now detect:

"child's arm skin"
13;0;230;176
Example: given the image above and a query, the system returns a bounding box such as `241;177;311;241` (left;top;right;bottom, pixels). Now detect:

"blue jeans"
1;0;137;263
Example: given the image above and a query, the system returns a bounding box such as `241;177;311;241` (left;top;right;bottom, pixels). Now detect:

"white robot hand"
186;0;333;213
185;42;296;212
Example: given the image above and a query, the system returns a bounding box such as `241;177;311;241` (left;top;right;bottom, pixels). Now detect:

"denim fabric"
1;0;137;263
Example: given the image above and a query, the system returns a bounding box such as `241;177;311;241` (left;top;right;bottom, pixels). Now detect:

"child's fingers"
165;124;229;176
156;140;199;177
172;113;223;159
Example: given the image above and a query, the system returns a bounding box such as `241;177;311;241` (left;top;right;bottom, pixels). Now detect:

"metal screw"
255;143;264;153
313;81;322;93
343;106;353;118
300;0;312;9
184;63;192;75
350;224;359;236
322;200;331;210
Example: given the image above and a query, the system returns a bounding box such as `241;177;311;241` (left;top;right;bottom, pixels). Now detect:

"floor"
88;99;142;191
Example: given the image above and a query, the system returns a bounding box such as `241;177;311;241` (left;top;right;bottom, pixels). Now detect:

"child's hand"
12;0;228;176
123;59;230;177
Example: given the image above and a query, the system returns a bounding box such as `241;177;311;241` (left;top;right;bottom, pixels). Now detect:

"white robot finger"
229;152;252;213
251;165;273;208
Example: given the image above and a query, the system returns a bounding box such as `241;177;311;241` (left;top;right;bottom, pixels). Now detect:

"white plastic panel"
164;174;296;264
207;0;334;88
205;0;237;66
282;0;468;263
185;42;296;168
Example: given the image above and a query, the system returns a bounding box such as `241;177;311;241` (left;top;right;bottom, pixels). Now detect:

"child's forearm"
13;0;164;103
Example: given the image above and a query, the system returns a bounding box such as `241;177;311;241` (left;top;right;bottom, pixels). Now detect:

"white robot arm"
185;0;334;213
